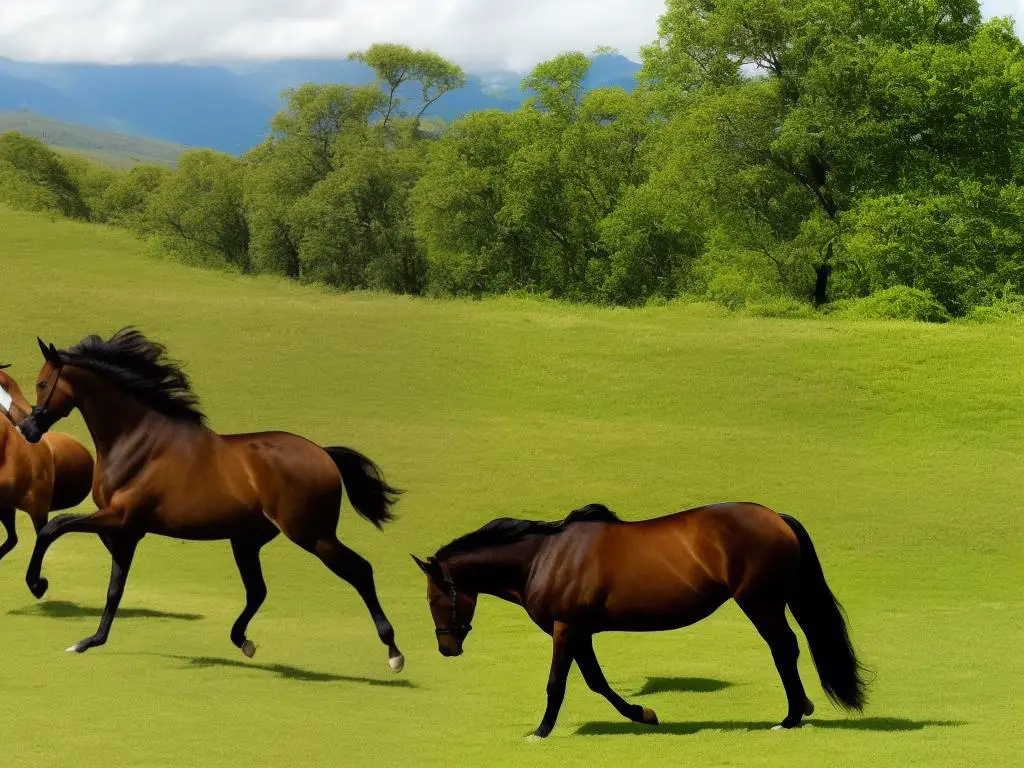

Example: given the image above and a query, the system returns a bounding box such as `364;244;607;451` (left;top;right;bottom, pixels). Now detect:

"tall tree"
349;43;465;127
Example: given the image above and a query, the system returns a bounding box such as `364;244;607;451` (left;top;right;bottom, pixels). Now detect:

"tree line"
3;1;1023;320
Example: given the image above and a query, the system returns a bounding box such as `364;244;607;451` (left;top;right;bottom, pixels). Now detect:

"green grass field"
0;206;1020;767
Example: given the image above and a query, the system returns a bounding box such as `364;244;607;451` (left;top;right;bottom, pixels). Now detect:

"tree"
59;154;118;222
0;132;88;219
143;150;250;271
245;84;384;279
102;164;173;230
349;43;465;127
639;0;1023;306
414;53;659;301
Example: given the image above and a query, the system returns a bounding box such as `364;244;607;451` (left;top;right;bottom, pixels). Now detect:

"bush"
964;286;1024;324
827;285;951;322
0;133;88;219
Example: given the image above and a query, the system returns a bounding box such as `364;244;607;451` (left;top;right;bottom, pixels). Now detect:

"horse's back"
533;502;801;631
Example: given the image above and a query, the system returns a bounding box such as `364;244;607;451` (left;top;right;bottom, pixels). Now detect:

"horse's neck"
75;378;158;456
448;539;543;602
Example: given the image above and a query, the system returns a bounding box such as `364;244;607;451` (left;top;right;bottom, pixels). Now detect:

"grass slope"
0;207;1019;767
0;112;186;168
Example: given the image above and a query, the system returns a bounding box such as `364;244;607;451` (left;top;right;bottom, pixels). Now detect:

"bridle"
21;360;65;438
434;561;472;638
29;360;65;422
37;361;64;415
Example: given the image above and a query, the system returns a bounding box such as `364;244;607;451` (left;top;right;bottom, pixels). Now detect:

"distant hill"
0;55;641;155
0;112;187;168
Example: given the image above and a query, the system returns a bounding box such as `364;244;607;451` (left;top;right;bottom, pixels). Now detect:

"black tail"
780;514;869;711
324;446;402;529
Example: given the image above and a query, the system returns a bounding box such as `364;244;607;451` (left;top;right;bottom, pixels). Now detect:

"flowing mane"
436;503;622;558
59;327;206;424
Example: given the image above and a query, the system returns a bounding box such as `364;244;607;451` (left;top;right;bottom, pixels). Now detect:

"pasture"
0;206;1020;767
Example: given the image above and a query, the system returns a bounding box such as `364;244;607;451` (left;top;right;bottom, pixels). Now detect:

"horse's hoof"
771;721;802;731
804;698;815;716
642;707;659;725
388;653;405;673
29;578;48;599
240;639;256;658
66;639;91;653
525;734;544;743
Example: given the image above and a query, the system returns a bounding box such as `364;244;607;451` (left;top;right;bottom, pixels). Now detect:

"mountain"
0;54;641;155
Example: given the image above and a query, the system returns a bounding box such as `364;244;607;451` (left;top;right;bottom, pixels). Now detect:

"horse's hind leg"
575;634;659;726
737;595;809;729
229;529;278;658
0;507;16;561
310;535;404;673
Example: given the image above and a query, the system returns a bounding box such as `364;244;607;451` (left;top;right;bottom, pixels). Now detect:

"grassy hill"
0;112;186;168
0;207;1019;767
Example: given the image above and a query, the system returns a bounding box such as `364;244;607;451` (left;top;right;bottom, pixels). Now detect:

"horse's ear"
37;338;59;364
411;555;431;573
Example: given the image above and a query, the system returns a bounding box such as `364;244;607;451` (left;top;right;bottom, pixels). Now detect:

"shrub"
827;285;951;322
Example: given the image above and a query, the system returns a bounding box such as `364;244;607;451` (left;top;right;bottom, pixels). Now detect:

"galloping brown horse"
415;503;867;738
18;329;405;672
0;364;93;564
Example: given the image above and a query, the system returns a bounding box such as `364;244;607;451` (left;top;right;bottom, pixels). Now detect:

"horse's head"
0;364;31;423
18;338;74;444
413;555;477;657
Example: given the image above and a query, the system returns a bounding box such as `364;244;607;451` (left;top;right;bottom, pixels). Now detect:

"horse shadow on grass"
8;600;203;621
576;717;965;736
159;654;416;688
632;676;735;696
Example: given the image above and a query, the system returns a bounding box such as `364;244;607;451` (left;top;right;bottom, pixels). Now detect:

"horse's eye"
37;382;45;390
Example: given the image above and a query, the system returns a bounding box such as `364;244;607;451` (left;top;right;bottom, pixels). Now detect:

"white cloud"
0;0;1018;70
0;0;666;70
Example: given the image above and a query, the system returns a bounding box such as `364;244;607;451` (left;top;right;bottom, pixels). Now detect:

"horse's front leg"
0;506;17;561
66;531;142;653
25;509;125;598
530;621;576;739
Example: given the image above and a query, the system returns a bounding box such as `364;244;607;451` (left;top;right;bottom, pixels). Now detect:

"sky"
0;0;1020;72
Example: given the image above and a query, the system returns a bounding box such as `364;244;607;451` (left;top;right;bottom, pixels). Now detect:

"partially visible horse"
18;329;405;673
0;364;93;565
415;502;867;738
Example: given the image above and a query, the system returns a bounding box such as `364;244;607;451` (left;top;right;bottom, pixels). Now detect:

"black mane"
60;327;206;424
435;503;621;558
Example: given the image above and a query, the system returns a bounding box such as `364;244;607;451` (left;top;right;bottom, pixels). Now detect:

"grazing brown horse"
0;364;93;564
18;329;405;672
415;503;867;738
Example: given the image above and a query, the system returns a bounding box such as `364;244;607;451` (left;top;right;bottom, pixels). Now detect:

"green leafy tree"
143;150;250;271
102;164;172;230
0;132;88;219
349;43;465;127
639;0;1022;306
245;83;384;278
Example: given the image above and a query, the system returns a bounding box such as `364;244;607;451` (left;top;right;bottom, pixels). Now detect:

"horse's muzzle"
18;407;57;444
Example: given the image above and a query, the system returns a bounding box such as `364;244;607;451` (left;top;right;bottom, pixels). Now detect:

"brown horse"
18;329;405;672
0;364;93;565
414;503;867;738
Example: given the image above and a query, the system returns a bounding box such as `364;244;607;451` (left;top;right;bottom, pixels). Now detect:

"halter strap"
434;560;472;637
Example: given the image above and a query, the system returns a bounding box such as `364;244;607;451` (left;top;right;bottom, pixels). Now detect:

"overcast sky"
0;0;1020;71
